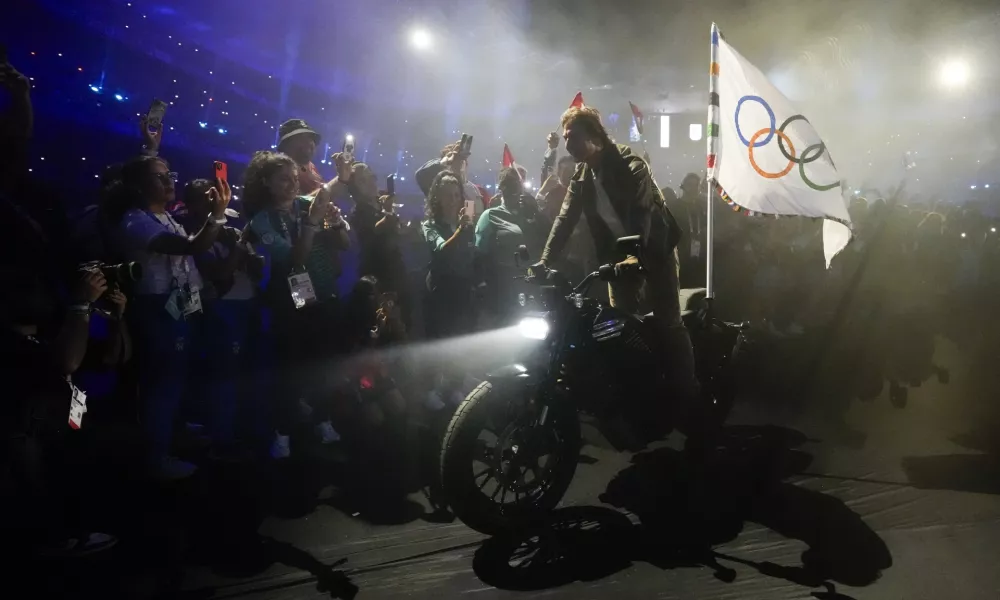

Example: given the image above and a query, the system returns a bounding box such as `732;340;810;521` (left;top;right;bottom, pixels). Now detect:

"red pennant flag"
629;101;644;135
569;92;585;109
502;144;516;169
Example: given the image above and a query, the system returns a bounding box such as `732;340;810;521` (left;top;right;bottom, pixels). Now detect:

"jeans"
202;299;256;446
608;249;700;414
128;294;195;462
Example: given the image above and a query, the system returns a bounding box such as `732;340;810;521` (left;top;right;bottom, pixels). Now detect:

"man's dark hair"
183;178;213;212
560;106;613;148
103;155;168;223
497;167;521;193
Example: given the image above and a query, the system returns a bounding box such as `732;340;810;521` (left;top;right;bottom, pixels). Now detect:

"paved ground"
172;336;1000;600
19;334;1000;599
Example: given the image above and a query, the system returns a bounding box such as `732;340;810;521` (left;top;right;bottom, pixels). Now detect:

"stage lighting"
410;28;432;51
939;59;970;89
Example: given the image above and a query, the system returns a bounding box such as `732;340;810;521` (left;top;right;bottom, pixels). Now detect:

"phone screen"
146;99;168;131
386;174;395;196
343;135;355;161
464;200;476;219
214;161;228;182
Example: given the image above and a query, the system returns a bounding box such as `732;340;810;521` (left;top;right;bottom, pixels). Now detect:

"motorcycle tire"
440;381;581;536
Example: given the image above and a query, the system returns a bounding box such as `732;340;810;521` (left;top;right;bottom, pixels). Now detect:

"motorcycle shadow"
472;425;891;597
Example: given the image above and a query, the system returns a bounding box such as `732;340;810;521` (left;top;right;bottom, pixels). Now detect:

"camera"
98;262;143;284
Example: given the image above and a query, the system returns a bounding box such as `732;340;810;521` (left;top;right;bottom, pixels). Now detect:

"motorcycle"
439;235;747;535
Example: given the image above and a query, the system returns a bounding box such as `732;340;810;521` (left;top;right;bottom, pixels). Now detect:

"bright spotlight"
410;28;432;51
939;59;971;89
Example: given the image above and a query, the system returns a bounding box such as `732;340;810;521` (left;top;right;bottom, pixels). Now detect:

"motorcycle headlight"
517;316;550;340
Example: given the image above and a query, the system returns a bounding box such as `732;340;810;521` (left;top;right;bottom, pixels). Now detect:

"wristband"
211;215;228;225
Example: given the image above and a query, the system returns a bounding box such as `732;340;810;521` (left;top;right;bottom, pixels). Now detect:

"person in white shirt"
109;156;231;479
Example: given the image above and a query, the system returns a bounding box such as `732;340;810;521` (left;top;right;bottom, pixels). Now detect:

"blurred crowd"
2;52;998;563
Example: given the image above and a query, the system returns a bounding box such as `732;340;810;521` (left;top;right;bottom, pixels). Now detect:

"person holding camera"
245;151;352;459
109;155;231;479
1;265;122;557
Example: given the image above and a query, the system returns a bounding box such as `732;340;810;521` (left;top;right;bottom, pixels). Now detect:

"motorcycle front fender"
482;363;536;396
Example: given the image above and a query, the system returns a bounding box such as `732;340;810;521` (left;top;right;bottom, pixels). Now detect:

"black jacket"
541;144;681;265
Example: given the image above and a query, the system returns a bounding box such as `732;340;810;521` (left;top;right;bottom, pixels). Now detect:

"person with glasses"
108;155;231;479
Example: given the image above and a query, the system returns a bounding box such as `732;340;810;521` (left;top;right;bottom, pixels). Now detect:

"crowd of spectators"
3;51;999;565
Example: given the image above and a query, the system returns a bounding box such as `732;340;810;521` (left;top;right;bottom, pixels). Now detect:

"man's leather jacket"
541;144;681;266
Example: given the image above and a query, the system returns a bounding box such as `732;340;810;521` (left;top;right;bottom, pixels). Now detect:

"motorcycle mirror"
598;264;616;281
616;235;642;257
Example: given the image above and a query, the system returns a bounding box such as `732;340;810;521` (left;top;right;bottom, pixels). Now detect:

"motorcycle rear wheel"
440;381;581;536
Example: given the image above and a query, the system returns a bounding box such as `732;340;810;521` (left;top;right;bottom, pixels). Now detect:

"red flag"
569;92;585;109
629;101;644;135
502;144;516;169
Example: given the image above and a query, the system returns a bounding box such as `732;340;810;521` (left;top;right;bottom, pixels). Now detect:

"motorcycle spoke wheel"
440;382;581;535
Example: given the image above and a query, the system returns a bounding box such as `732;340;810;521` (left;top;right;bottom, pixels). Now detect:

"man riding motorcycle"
530;105;705;444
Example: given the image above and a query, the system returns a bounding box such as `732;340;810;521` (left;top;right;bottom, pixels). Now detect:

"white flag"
707;23;852;266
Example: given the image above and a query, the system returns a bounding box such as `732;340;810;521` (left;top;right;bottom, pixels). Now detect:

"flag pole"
705;22;720;299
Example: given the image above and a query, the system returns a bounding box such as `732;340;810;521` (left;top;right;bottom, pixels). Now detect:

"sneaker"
316;420;341;445
425;390;446;412
152;456;198;480
270;432;291;459
36;532;118;558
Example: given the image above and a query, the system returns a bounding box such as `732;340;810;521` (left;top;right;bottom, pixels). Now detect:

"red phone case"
214;161;228;182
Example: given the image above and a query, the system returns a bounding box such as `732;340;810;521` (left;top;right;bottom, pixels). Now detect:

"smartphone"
464;199;476;219
343;134;355;162
386;174;395;196
214;161;228;183
146;99;168;132
459;133;473;155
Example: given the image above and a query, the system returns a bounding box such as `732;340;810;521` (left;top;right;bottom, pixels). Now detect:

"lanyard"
275;201;303;244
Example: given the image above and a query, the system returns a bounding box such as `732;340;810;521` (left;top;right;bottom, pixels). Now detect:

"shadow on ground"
472;425;892;599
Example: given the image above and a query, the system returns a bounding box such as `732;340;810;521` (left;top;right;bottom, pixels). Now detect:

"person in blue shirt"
245;151;352;459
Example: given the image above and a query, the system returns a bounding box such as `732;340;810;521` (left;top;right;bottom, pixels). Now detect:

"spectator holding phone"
536;132;576;222
246;151;352;459
276;119;325;197
415;139;491;217
421;170;477;340
183;178;262;457
347;163;411;327
108;155;231;479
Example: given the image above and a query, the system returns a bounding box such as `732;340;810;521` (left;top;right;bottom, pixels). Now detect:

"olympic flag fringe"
707;22;852;268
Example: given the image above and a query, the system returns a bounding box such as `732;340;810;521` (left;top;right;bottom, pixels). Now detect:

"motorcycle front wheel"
440;381;581;536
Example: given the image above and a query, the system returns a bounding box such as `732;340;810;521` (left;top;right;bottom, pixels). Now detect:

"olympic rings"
748;128;795;179
734;96;775;148
733;94;840;190
799;143;840;191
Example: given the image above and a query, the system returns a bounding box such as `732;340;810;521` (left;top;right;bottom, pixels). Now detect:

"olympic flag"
707;23;852;268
